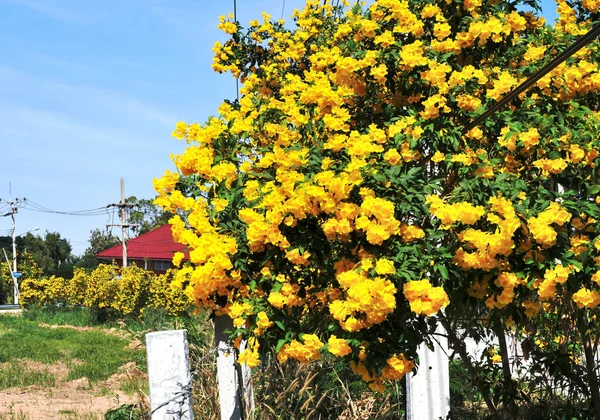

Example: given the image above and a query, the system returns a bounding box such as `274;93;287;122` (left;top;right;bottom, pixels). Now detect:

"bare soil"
0;326;148;419
37;323;145;350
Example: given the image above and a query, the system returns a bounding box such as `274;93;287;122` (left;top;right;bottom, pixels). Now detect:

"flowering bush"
148;269;191;316
154;0;600;409
20;265;191;317
19;275;68;306
112;265;151;315
1;253;45;305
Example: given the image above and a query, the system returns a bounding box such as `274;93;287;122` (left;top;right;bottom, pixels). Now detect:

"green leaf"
275;339;287;352
588;185;600;195
436;265;449;280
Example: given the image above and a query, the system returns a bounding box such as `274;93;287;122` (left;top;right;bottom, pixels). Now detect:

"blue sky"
0;0;559;256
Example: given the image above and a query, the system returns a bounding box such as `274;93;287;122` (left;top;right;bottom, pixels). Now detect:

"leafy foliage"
155;0;600;415
75;229;121;270
126;196;173;236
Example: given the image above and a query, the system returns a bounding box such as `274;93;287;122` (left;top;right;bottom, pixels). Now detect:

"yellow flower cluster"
572;288;600;309
485;272;524;309
536;265;571;301
238;337;261;368
426;195;485;227
355;196;401;245
403;279;449;316
527;203;572;248
327;335;352;357
352;353;414;392
455;196;520;272
278;334;324;364
329;260;398;331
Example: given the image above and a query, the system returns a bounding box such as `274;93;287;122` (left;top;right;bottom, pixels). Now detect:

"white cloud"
0;66;177;128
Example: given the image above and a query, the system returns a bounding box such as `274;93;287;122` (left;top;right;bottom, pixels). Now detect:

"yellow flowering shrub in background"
148;269;191;316
20;275;67;306
112;265;151;315
81;264;118;310
1;253;45;305
20;265;191;317
154;0;600;409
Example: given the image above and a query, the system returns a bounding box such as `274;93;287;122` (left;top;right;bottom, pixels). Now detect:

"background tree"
0;231;75;279
22;231;75;278
126;196;173;236
75;229;121;270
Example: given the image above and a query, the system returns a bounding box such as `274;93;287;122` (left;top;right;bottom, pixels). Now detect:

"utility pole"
1;198;23;305
107;179;138;268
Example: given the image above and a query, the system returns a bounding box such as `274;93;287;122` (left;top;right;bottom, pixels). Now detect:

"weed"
251;352;404;419
0;362;55;390
0;412;28;420
104;404;142;420
119;373;148;396
57;410;100;419
23;306;96;327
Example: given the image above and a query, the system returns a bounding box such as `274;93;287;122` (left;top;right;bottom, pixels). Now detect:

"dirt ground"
0;326;148;419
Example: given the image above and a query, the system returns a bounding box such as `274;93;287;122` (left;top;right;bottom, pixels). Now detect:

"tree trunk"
583;333;600;420
495;321;518;418
440;316;498;416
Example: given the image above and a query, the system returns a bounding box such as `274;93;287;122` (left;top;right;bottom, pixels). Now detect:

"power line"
21;199;109;216
463;22;600;134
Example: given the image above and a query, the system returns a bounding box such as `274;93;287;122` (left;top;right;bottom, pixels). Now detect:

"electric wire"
21;199;110;216
463;22;600;134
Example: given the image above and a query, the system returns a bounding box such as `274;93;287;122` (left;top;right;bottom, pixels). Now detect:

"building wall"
99;258;174;274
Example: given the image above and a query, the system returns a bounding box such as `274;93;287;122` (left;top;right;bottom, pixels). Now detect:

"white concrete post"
214;315;242;420
406;324;451;420
146;329;194;419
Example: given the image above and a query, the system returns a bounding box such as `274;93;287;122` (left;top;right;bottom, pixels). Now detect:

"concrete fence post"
146;329;194;419
214;315;243;420
406;323;451;420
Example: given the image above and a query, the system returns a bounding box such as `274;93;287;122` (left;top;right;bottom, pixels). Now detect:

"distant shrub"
20;264;191;317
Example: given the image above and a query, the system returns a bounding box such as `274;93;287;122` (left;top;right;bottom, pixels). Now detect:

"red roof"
96;225;187;261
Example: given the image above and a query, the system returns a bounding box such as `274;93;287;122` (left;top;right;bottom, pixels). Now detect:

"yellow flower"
256;311;273;330
375;258;395;275
172;252;185;267
431;151;445;163
403;280;449;316
327;336;352;357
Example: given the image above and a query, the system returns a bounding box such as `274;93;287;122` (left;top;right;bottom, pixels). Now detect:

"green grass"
0;315;145;383
0;412;28;420
22;306;97;327
119;373;148;395
0;362;56;390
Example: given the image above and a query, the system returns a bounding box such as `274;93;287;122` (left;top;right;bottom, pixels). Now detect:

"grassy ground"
0;314;145;384
2;306;408;419
0;308;149;419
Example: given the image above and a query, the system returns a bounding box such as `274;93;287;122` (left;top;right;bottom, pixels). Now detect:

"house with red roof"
96;224;187;274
